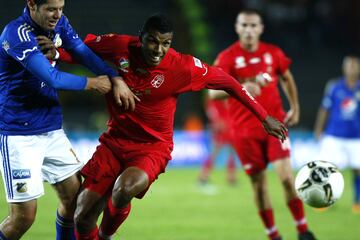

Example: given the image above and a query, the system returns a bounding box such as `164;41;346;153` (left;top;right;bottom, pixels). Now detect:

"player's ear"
27;0;36;11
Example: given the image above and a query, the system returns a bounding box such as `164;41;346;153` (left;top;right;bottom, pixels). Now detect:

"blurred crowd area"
1;0;359;132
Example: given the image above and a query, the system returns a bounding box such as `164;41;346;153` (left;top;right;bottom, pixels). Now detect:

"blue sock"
56;211;75;240
354;174;360;204
0;231;9;240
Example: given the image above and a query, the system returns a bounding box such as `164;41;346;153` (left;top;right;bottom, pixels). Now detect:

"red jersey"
74;34;268;143
215;41;291;135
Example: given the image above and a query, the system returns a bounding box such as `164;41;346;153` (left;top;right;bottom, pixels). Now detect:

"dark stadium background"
2;0;360;132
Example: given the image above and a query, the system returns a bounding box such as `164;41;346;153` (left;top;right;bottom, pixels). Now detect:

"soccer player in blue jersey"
0;0;137;239
314;55;360;214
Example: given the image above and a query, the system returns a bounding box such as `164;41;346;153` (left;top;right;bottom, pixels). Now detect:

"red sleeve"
177;55;268;121
274;47;291;75
205;66;268;121
82;33;120;61
58;47;74;63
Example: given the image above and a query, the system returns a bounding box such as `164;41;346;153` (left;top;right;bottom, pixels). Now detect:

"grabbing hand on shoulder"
36;36;58;60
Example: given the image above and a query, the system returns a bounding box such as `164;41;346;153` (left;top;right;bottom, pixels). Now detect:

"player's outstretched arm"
204;66;287;141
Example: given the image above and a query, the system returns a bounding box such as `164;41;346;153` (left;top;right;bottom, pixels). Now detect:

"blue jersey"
0;7;116;135
321;78;360;138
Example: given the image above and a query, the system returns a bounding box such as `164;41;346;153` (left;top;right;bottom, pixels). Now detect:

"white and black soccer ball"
295;160;344;208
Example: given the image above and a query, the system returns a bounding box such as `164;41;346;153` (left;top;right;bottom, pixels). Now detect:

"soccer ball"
295;160;344;208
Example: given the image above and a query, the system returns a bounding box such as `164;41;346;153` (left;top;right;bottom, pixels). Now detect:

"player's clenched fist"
86;75;112;94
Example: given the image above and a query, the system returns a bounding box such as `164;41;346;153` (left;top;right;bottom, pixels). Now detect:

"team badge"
235;56;246;68
2;40;10;52
16;182;28;193
118;58;129;73
53;34;62;48
151;74;165;88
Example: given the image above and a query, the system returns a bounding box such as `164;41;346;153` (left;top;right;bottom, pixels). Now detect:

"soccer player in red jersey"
198;96;238;187
211;10;316;240
43;13;287;240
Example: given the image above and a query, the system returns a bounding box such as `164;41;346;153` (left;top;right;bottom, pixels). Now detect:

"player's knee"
281;177;295;192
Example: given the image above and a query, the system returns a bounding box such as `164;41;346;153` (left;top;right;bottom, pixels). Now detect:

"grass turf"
0;168;359;239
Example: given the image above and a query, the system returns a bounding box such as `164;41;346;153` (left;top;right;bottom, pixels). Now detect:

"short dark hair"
140;13;173;36
238;9;263;22
33;0;49;6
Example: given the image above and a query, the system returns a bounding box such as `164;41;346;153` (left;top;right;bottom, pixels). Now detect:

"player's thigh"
42;129;83;185
345;138;360;169
52;173;81;207
272;157;294;182
0;134;46;203
9;199;37;222
319;135;347;169
232;136;267;175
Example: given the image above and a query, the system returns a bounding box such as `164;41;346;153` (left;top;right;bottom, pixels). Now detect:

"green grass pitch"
0;168;359;239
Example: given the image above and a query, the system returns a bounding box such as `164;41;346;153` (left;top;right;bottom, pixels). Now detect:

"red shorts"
232;129;290;175
81;133;173;199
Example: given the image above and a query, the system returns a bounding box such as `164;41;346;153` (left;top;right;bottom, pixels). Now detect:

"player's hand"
36;35;57;60
284;107;300;127
242;81;261;97
262;116;288;142
112;76;140;111
86;75;112;94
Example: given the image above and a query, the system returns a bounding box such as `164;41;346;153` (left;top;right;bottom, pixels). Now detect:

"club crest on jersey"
53;33;62;48
151;74;165;88
2;40;10;52
118;58;129;72
235;56;246;68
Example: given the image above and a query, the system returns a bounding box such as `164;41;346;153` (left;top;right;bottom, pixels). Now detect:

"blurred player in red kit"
41;13;287;240
211;9;316;240
198;95;238;187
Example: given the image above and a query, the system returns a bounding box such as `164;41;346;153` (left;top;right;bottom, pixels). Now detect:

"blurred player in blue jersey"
0;0;137;239
314;55;360;214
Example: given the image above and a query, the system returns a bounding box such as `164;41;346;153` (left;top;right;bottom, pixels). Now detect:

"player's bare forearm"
280;70;300;126
208;89;229;100
313;108;328;140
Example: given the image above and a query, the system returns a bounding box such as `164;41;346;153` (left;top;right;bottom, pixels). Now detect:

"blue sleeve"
69;42;117;77
25;52;87;90
7;41;86;90
59;15;117;77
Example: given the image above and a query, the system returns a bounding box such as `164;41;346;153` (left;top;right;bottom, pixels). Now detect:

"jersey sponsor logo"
16;182;27;193
193;57;203;68
16;46;38;61
249;57;260;64
53;33;62;48
118;58;129;73
235;56;246;68
2;40;10;52
341;98;357;119
12;169;31;179
151;74;165;88
17;23;33;42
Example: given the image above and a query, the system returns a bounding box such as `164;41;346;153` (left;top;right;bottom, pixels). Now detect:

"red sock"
259;209;280;239
288;198;308;233
227;155;236;173
75;226;98;240
99;198;131;237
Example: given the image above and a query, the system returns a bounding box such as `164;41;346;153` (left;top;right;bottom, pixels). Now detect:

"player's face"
343;57;360;79
28;0;64;31
235;13;263;46
141;29;173;67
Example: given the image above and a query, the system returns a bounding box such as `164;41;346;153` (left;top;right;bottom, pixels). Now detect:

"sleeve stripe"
17;24;33;42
